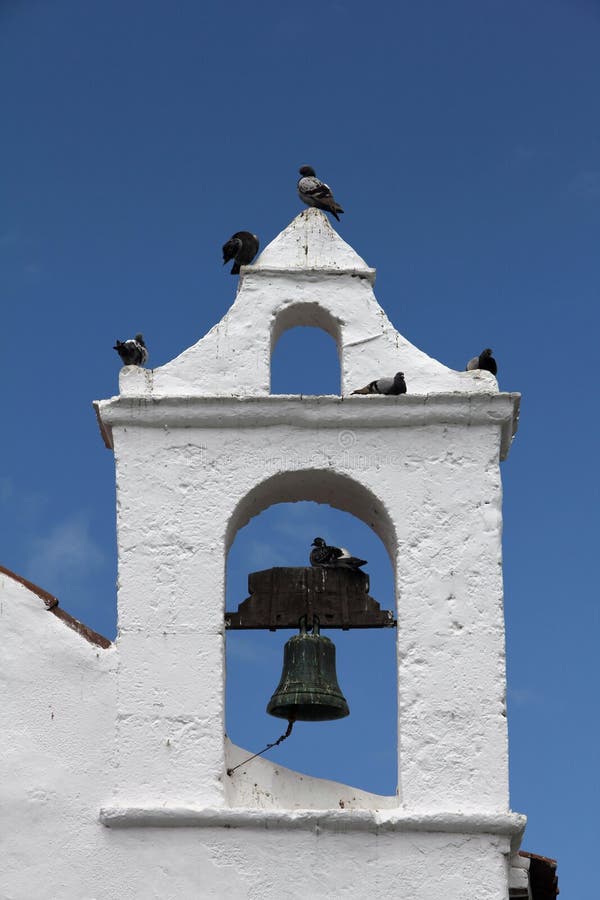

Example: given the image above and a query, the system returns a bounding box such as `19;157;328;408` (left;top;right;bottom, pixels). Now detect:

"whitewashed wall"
104;408;516;812
1;570;522;899
1;210;525;898
117;208;501;399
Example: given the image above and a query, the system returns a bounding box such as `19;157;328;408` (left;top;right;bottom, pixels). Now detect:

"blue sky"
1;0;598;894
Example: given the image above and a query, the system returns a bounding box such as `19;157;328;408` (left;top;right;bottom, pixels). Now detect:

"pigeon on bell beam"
297;166;344;221
466;348;497;376
310;537;367;571
351;372;407;395
222;231;260;275
113;333;148;367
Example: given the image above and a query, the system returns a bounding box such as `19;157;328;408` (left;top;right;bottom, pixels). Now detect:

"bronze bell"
267;616;350;722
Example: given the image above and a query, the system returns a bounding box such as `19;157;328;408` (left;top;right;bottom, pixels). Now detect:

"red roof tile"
0;565;111;649
520;851;559;899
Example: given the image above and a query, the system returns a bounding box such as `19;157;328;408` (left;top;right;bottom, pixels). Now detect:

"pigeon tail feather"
337;557;367;569
352;380;378;395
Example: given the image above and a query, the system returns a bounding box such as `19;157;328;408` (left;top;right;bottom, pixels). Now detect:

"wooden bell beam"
225;566;396;631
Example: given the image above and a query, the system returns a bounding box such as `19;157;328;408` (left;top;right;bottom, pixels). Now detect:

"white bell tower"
95;208;524;897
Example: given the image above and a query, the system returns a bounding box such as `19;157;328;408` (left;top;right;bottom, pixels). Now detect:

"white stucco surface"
2;212;527;898
0;571;117;898
117;208;501;398
223;737;399;809
1;569;521;899
102;411;515;812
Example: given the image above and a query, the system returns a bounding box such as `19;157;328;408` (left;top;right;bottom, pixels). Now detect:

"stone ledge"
94;392;520;459
99;805;526;842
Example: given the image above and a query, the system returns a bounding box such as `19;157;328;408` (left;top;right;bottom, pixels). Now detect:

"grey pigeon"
114;333;148;367
222;231;260;275
466;348;497;376
310;537;367;571
297;166;344;221
352;372;407;395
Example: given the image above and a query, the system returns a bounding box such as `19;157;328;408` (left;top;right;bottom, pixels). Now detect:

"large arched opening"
225;470;398;796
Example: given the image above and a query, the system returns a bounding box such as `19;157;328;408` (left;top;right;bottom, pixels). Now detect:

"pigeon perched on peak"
466;348;497;376
310;537;367;571
114;333;148;367
222;231;260;275
297;166;344;221
351;372;407;395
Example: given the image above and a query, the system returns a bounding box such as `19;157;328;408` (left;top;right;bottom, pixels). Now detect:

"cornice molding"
99;804;526;848
94;392;520;459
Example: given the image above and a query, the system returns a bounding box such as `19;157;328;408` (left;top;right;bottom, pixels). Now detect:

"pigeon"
466;348;497;376
113;333;148;367
297;166;344;221
310;537;367;571
222;231;260;275
351;372;407;395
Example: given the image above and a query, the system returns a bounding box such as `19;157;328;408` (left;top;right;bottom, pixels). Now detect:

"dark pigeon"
310;537;367;571
114;333;148;367
466;348;497;376
352;372;407;395
297;166;344;221
222;231;260;275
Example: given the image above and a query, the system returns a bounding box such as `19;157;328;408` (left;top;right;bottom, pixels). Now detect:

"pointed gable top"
99;206;518;460
250;208;375;281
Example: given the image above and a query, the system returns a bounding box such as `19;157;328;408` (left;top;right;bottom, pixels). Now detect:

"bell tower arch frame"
95;208;524;896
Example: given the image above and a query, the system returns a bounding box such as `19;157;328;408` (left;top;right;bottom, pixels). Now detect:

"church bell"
267;617;350;722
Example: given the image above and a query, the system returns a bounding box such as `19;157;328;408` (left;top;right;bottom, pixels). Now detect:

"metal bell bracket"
298;613;319;635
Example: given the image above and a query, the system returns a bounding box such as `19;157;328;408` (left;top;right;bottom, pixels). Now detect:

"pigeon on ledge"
466;348;497;376
351;372;407;395
222;232;260;275
310;537;367;571
297;166;344;221
114;334;148;367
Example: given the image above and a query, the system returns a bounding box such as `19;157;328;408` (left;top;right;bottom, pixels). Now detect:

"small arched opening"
225;469;398;797
270;303;342;395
